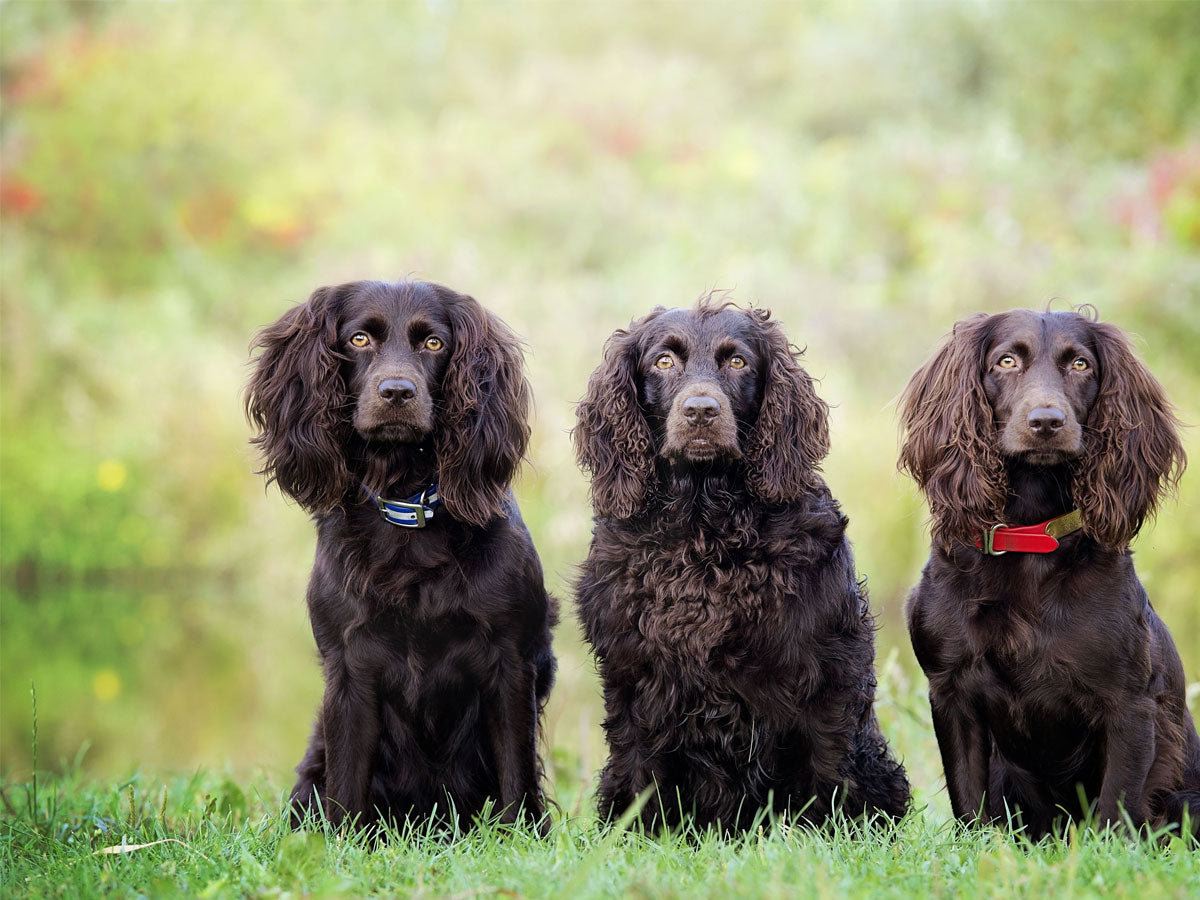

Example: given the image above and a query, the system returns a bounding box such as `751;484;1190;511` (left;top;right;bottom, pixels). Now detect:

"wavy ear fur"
1073;321;1185;548
743;310;830;503
574;327;655;519
898;314;1006;549
433;288;531;528
245;286;352;514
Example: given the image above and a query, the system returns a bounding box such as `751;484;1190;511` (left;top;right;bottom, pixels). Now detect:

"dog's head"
574;296;830;518
899;308;1185;549
246;280;530;526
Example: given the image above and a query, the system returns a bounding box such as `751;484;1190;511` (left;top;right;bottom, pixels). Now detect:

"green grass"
3;767;1198;900
4;658;1198;898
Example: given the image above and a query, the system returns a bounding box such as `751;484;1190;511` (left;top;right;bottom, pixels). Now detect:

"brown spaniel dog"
900;307;1198;839
247;280;557;835
574;295;910;832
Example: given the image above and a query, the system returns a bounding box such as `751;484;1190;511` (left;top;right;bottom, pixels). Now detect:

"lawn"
4;770;1198;900
3;677;1198;900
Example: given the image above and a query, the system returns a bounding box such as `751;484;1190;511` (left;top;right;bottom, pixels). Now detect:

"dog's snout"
682;395;721;425
378;378;417;406
1026;406;1066;436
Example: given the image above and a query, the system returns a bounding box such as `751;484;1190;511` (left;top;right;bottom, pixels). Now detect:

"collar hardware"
981;522;1008;556
974;508;1083;555
361;483;441;529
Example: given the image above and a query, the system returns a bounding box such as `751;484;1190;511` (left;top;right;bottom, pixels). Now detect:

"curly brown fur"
898;314;1007;552
1071;320;1187;548
900;307;1197;840
246;280;557;835
573;295;910;832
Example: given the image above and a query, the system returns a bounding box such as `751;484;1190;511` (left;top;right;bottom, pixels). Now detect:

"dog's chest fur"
918;550;1147;736
604;509;797;661
631;530;774;663
584;494;852;696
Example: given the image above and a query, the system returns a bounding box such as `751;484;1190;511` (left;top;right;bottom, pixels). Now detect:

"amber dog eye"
728;356;746;370
424;336;444;352
1071;358;1088;371
997;354;1017;369
350;332;370;348
655;354;674;370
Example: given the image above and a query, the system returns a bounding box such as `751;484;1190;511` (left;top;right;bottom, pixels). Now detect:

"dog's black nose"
1027;407;1066;435
682;395;721;424
378;378;417;405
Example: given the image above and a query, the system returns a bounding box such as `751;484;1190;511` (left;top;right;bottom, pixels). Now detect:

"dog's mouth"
356;415;432;443
667;435;742;464
1003;433;1084;465
362;424;426;442
354;390;434;443
1001;421;1084;466
1013;446;1082;466
684;437;719;459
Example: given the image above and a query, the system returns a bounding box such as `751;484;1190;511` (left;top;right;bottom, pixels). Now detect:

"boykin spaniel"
574;296;910;832
247;280;557;834
900;307;1198;839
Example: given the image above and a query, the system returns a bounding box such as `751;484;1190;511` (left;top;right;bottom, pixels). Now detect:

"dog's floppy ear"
574;326;655;519
743;310;830;503
1072;321;1185;548
433;288;531;528
898;313;1005;549
246;285;353;513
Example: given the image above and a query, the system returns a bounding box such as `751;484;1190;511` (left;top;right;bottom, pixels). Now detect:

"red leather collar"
974;509;1083;555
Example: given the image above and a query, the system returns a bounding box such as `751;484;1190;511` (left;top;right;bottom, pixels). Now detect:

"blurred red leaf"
0;177;44;216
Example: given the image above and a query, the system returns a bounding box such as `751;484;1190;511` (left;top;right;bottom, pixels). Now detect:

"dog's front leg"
319;650;381;829
1097;701;1155;831
929;698;992;823
486;661;545;831
289;715;328;828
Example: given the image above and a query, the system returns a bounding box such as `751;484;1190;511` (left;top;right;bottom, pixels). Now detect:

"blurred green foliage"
1;0;1198;809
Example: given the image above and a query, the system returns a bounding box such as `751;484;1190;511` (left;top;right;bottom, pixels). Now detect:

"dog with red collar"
899;307;1198;839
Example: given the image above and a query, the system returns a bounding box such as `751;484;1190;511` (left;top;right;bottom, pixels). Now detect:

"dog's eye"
424;336;444;352
654;354;674;370
350;332;371;348
997;354;1017;369
728;356;746;370
1071;358;1089;371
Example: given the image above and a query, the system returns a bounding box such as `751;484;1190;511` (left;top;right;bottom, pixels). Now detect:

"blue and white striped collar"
361;483;441;528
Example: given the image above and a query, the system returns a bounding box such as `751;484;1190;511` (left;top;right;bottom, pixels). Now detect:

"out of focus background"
2;1;1198;809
